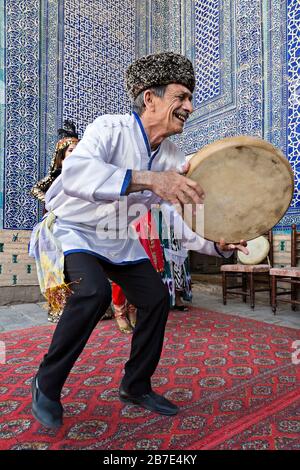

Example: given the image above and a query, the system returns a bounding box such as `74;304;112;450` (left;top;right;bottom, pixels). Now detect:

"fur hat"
125;52;195;100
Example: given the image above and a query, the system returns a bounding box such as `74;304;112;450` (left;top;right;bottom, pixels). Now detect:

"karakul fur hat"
125;51;195;100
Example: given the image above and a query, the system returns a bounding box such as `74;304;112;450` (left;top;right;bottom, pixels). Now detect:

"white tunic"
44;112;230;264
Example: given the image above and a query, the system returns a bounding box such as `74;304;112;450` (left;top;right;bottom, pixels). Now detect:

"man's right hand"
150;170;205;206
128;170;205;206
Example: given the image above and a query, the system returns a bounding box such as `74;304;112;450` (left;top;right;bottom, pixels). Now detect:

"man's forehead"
165;83;193;97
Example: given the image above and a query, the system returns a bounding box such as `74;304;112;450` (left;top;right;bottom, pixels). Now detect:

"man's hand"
128;161;205;207
217;238;249;255
150;170;205;206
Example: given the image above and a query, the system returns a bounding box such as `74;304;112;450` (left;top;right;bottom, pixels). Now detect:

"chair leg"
249;273;255;309
242;273;247;303
271;275;277;315
222;272;227;305
291;281;297;311
268;274;272;306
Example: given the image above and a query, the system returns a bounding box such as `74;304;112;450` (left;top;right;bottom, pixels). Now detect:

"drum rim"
187;135;294;185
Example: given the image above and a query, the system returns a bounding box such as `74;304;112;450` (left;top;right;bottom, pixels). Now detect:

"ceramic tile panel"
0;0;299;233
1;0;136;230
136;0;299;231
3;0;40;229
62;0;135;135
0;0;5;228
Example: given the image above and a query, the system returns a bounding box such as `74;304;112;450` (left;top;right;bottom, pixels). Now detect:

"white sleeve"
61;120;131;202
160;203;233;258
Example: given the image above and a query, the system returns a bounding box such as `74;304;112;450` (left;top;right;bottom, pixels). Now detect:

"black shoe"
119;386;178;416
31;376;63;429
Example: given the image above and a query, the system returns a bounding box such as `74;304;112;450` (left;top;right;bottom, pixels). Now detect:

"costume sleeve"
160;202;233;258
30;175;55;203
61;119;132;202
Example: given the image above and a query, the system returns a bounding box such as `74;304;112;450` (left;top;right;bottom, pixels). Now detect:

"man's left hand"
217;238;249;255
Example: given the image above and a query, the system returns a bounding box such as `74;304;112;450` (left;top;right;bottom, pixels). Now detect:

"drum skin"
186;136;294;243
237;236;270;265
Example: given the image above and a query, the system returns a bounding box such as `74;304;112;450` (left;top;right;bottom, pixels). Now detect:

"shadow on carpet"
0;308;299;450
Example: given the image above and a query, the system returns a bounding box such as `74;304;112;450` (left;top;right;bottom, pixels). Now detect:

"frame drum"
186;136;294;243
237;236;270;265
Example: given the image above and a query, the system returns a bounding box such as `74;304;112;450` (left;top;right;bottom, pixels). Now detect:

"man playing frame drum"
30;52;275;430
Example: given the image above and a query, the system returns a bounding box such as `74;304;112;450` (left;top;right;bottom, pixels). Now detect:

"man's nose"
184;99;193;114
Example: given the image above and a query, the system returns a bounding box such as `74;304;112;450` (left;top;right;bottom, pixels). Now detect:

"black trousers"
38;252;170;400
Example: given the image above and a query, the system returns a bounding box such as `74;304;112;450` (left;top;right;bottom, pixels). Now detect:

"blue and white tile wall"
138;0;299;232
0;0;4;228
0;0;299;232
1;0;136;230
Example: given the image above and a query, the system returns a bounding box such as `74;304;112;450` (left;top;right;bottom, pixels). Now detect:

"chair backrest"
291;224;300;267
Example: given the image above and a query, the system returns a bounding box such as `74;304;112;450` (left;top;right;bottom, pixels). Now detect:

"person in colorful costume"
30;121;79;322
152;206;192;311
30;52;247;428
31;120;79;204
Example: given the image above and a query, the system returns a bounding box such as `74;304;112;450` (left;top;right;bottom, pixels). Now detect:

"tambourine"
186;136;294;243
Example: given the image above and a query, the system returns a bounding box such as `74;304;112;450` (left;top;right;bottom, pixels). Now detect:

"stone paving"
0;302;48;332
191;284;300;330
0;282;299;332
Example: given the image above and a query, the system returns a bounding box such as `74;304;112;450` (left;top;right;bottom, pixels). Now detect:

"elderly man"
31;52;247;428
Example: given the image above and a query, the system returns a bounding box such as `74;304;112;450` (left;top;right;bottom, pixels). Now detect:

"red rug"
0;308;299;450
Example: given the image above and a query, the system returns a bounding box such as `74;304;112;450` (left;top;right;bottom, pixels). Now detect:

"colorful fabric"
152;207;192;307
111;282;126;307
134;210;164;273
111;211;164;314
29;212;74;313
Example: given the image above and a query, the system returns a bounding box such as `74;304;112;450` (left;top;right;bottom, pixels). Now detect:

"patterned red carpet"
0;308;299;450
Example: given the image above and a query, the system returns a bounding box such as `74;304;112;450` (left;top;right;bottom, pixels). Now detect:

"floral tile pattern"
0;0;299;231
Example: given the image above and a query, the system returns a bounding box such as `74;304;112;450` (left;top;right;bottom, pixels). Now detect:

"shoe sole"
119;396;179;416
31;406;62;430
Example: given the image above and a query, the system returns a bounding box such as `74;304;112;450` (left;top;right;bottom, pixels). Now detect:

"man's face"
152;83;193;136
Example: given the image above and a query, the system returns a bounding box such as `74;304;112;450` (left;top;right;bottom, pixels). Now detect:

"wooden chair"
221;231;273;309
270;224;300;314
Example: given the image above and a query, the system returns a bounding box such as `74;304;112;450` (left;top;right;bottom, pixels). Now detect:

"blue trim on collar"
132;111;152;157
148;147;161;170
132;112;161;169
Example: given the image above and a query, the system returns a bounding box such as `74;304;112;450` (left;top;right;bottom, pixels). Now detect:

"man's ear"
143;89;156;112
